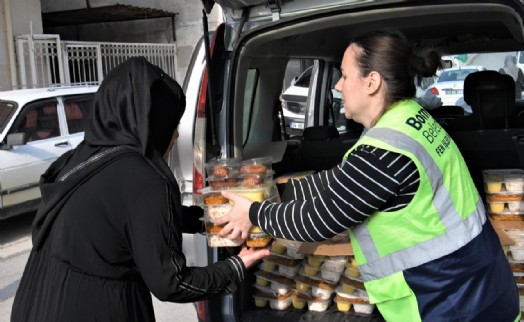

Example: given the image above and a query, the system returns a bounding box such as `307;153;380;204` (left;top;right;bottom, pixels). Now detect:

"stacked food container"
483;169;524;315
201;157;276;248
251;239;376;315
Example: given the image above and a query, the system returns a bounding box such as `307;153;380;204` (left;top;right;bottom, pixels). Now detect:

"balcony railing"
15;34;178;89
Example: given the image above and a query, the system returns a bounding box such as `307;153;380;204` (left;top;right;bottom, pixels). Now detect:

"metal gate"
15;34;178;88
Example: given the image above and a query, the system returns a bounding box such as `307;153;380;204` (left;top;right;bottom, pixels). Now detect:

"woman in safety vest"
216;30;520;321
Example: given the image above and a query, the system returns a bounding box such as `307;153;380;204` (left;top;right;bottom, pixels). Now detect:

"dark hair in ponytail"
351;30;442;106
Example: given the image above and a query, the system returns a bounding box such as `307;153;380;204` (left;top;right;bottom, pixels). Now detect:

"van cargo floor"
241;307;384;321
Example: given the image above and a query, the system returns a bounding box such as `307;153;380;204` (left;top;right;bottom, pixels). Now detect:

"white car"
0;85;98;219
281;66;343;133
428;66;485;106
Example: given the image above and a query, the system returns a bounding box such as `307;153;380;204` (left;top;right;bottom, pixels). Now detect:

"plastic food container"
255;270;295;295
206;158;241;178
271;241;287;254
292;291;311;310
206;233;243;247
340;274;365;294
263;255;303;277
256;276;270;287
247;233;272;248
307;298;331;312
336;288;375;314
483;169;524;193
239;171;274;188
510;246;524;261
303;263;321;277
204;203;232;219
253;296;269;308
311;284;335;300
333;297;352;313
320;256;347;273
286;244;306;259
227;186;267;202
202;191;229;205
307;255;326;268
241;157;273;176
270;296;292;310
320;269;343;283
261;260;277;272
208;177;239;190
295;274;315;292
345;258;361;277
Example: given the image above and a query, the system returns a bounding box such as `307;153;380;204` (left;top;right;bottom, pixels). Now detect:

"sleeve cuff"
249;202;262;227
225;256;246;282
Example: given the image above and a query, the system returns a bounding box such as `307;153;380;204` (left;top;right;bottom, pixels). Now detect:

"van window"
242;69;259;144
281;59;315;137
64;95;94;134
11;100;60;142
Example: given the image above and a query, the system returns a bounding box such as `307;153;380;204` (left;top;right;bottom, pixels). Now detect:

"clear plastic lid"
483;169;524;193
205;158;241;178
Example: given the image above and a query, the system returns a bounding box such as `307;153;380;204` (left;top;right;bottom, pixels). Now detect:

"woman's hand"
215;191;253;240
237;245;270;269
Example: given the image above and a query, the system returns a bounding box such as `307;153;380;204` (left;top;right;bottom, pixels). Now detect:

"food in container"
333;297;352;313
256;276;270;287
336;288;375;314
286;244;306;259
345;258;360;277
208;177;239;190
307;255;326;268
340;274;365;294
295;274;314;292
321;256;347;273
483;169;524;193
246;233;272;248
488;201;505;213
307;297;331;312
511;246;524;261
241;157;272;176
320;269;343;283
253;296;268;308
261;260;277;271
206;158;241;178
227;186;267;202
303;263;321;277
239;171;274;188
206;233;243;247
253;287;286;308
255;270;294;295
203;192;228;205
261;255;302;277
311;282;336;300
269;296;292;310
271;241;286;254
292;290;311;310
204;203;232;219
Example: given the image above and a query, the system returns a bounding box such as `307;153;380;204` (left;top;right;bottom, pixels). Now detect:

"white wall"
0;0;42;90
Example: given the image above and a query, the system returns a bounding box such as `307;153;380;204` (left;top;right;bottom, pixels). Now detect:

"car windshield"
0;101;15;133
437;69;478;82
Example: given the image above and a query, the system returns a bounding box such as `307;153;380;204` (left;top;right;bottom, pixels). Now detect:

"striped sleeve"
249;145;420;242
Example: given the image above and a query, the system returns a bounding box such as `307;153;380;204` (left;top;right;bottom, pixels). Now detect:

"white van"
170;1;524;321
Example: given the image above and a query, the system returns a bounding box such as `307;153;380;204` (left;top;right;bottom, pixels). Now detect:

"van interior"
203;1;524;321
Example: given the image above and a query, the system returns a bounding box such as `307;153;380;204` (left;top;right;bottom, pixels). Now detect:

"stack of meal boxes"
251;238;376;315
483;169;524;316
200;157;276;248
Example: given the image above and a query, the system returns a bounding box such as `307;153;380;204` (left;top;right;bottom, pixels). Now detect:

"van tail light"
193;23;224;197
196;301;207;321
430;87;439;95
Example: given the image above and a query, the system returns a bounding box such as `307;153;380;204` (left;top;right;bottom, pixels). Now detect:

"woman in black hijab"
11;57;269;322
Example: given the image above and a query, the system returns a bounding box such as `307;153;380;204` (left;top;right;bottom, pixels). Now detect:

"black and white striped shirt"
249;145;420;242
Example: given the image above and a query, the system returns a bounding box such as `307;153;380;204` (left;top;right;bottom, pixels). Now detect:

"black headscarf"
32;57;186;249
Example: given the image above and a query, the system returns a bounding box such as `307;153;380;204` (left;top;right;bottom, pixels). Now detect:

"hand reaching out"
215;191;254;240
237;245;270;269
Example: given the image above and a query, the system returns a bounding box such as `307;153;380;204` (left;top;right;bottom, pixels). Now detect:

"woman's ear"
366;71;383;95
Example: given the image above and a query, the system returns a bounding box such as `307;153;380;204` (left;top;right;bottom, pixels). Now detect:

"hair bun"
408;47;442;81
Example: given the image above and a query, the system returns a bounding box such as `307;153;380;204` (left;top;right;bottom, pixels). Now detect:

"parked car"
428;66;485;106
171;0;524;321
281;65;343;134
0;85;98;219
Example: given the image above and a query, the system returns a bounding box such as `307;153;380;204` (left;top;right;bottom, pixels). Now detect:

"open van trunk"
192;0;524;321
